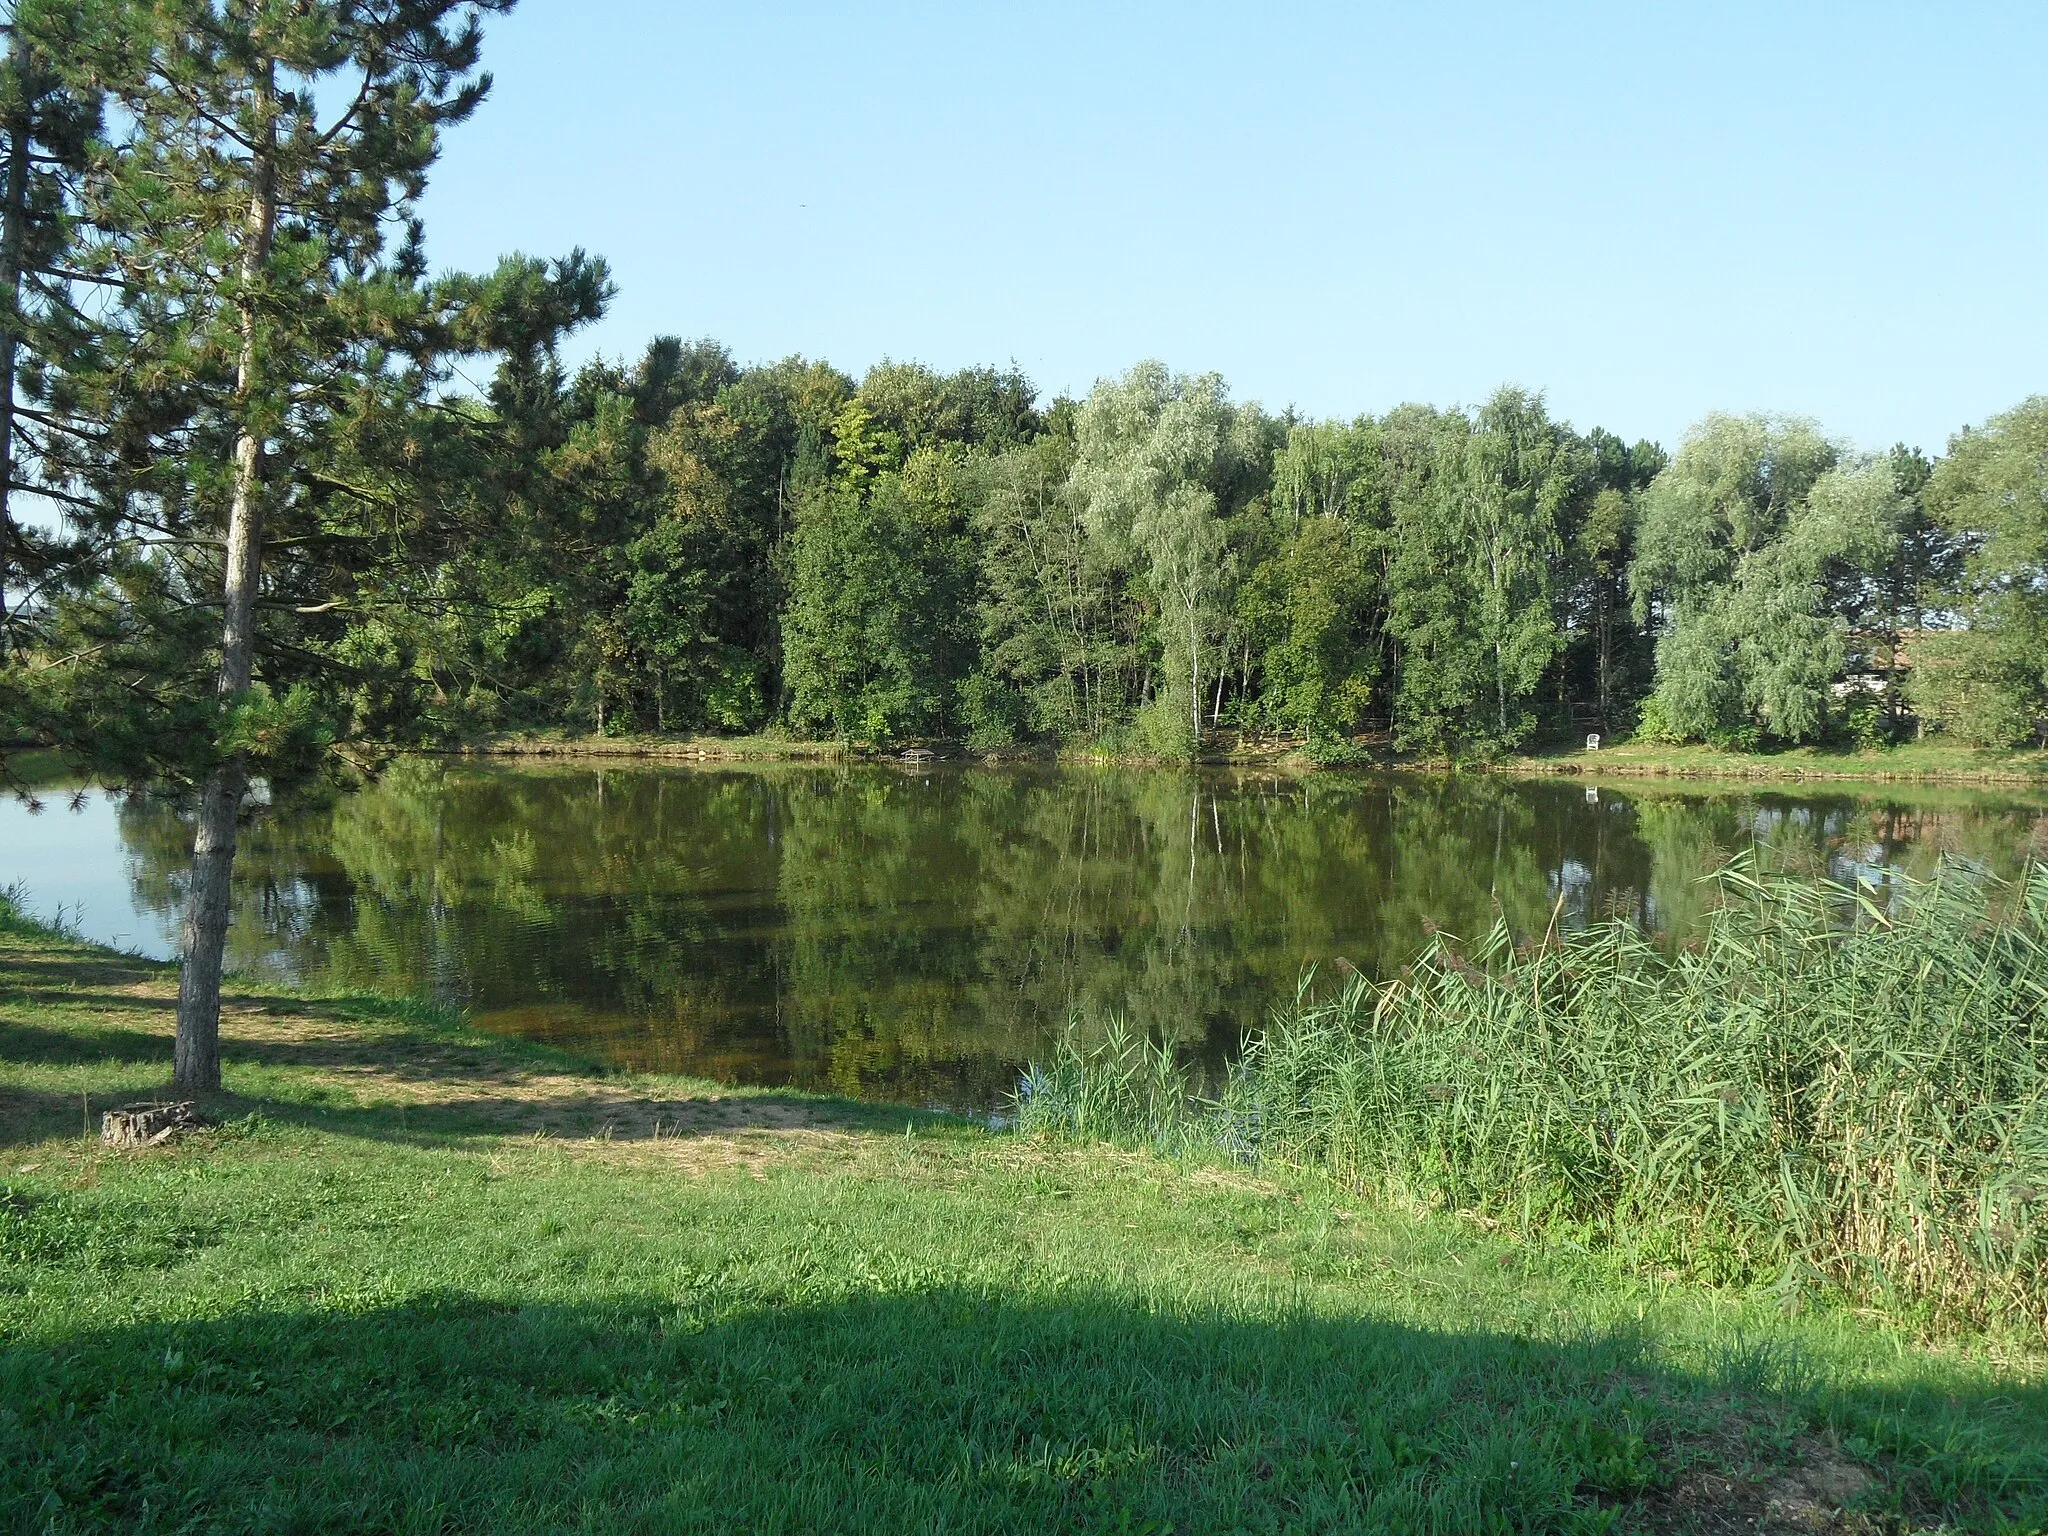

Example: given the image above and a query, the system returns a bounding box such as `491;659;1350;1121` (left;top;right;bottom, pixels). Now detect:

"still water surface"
4;761;2043;1111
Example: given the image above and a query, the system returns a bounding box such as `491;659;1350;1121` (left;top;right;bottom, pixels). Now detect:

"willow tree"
1070;363;1256;757
90;0;512;1092
1632;413;1900;745
1912;397;2048;744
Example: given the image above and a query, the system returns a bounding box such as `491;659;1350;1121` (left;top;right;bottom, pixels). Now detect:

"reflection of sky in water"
0;789;178;958
1546;857;1596;920
1833;843;1894;890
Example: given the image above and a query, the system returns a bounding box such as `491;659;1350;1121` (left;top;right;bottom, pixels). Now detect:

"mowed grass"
2;914;2045;1532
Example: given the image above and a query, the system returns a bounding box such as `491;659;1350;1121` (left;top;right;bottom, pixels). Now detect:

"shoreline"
1495;744;2048;789
430;732;2048;789
16;731;2045;793
429;732;1327;772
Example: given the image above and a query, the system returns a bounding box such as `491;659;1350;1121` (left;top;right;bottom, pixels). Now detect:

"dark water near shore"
4;760;2044;1111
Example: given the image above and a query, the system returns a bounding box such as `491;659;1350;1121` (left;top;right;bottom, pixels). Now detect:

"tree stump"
101;1102;209;1148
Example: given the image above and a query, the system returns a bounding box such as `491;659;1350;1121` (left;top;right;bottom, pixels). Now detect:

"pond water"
4;760;2044;1111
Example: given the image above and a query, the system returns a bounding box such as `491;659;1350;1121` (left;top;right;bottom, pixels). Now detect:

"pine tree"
0;0;105;660
84;0;515;1092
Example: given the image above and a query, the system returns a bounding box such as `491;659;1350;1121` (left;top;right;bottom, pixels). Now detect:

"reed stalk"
1018;857;2048;1334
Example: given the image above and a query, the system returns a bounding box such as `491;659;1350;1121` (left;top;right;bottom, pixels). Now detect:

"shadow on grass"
8;1285;2034;1534
4;935;939;1148
0;1018;175;1065
0;1004;930;1149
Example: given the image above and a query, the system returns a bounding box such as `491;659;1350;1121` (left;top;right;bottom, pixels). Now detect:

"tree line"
326;337;2045;763
87;309;2035;769
0;1;2045;1089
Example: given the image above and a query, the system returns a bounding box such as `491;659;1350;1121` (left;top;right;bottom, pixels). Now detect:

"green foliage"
970;419;1130;742
0;0;107;669
1242;504;1381;742
1911;398;2048;746
1386;391;1579;756
1633;417;1908;746
1550;430;1666;733
1070;364;1274;749
853;359;1040;457
782;452;976;744
1;0;592;787
1025;858;2048;1334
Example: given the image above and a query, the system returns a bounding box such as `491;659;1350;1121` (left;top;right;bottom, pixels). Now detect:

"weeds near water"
1017;1017;1209;1156
0;882;81;942
1019;856;2048;1336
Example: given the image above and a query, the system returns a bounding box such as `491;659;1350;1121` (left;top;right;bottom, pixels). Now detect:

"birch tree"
1069;362;1251;756
1385;390;1577;754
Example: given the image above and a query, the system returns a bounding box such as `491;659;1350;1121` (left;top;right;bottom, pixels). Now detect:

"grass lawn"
2;921;2043;1532
1503;738;2048;787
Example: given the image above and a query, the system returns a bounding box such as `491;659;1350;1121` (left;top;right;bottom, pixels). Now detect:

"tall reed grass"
1018;858;2048;1334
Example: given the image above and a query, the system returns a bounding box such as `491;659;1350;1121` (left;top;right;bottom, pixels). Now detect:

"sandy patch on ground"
1;942;871;1156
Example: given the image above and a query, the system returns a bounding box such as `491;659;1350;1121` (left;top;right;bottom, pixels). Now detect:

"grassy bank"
3;905;2045;1530
1504;738;2048;787
439;729;854;762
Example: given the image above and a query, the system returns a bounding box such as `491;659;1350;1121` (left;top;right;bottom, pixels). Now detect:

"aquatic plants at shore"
1019;859;2048;1335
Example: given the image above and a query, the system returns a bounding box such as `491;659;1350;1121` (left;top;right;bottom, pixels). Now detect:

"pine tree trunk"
174;761;244;1089
0;57;31;629
174;86;277;1095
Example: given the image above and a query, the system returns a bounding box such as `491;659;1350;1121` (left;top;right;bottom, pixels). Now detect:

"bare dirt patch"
1628;1429;1880;1534
563;1125;873;1178
222;1004;873;1145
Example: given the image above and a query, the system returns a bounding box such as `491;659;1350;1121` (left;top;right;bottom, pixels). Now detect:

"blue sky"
419;1;2046;456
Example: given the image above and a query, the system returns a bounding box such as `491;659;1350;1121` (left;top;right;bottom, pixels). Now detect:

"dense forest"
288;332;2048;762
0;3;2044;1086
20;302;2047;768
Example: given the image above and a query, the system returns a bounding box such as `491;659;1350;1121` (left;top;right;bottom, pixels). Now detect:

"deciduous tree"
1911;397;2048;744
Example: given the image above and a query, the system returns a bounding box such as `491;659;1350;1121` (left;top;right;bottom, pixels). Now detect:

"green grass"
2;899;2045;1531
1506;737;2048;786
450;728;852;761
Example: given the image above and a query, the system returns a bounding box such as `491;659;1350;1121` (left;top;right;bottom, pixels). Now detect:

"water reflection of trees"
113;766;2048;1109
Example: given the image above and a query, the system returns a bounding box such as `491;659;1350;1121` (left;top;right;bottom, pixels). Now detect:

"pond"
4;760;2044;1112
